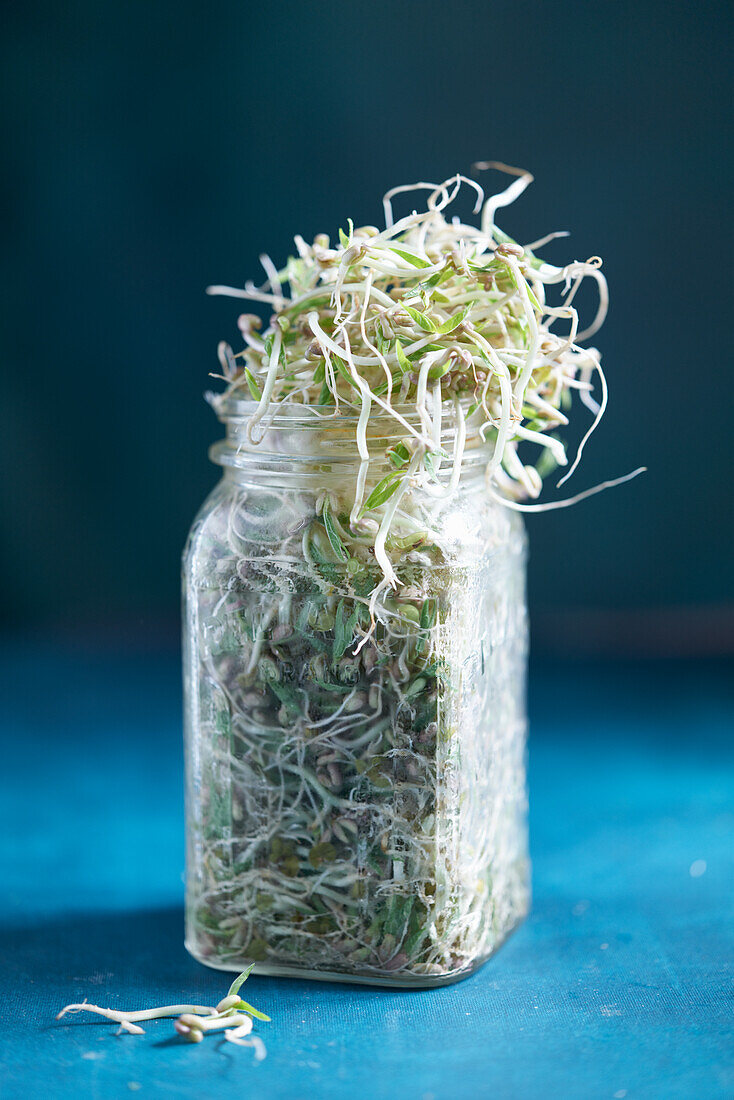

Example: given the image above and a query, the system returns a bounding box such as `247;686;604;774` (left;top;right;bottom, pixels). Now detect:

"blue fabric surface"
1;644;732;1099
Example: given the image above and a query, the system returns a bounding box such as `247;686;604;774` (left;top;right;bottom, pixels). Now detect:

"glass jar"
183;398;529;987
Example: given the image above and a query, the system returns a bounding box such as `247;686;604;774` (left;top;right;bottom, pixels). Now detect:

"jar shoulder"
182;478;231;572
183;475;525;580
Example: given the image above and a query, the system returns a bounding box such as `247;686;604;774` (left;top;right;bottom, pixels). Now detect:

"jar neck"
209;396;493;492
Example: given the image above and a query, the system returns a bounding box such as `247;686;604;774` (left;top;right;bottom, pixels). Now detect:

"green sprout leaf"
236;1000;272;1022
332;598;360;661
360;471;404;515
309;841;337;868
322;499;349;562
394;339;411;374
332;354;360;389
244;368;263;401
437;304;471;334
525;283;542;312
420;597;437;630
408;342;443;358
426;358;452;382
227;964;255;998
422;266;452;289
262;333;287;368
423;451;441;482
318;379;334;404
373;372;405;397
387;442;411;468
391;247;430;269
404;306;437;333
338;218;354;249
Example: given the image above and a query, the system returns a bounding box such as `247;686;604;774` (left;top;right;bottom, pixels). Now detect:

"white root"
488;466;647;512
55;1002;218;1027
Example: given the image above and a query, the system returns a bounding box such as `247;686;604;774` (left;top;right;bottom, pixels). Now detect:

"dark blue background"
2;0;732;642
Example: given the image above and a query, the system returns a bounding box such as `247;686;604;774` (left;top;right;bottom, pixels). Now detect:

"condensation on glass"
183;400;529;987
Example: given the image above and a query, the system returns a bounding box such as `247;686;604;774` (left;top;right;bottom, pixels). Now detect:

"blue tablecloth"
1;643;732;1099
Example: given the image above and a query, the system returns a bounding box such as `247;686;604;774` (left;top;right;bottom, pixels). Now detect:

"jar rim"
207;392;495;481
208;392;478;428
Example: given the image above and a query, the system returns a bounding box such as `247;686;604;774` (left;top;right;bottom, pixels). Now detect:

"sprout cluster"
208;162;635;597
185;476;529;984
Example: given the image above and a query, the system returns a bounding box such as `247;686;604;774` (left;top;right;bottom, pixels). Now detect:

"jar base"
184;910;528;990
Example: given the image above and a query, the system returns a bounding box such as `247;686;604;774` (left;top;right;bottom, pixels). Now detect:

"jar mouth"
210;391;481;422
207;393;495;485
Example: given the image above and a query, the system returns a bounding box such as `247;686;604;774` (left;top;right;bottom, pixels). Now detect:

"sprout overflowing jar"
183;165;637;986
184;403;529;986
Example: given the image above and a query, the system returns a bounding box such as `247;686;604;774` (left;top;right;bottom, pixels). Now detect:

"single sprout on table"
55;965;269;1056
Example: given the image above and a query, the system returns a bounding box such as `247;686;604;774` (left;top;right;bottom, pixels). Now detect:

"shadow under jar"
183;399;530;987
